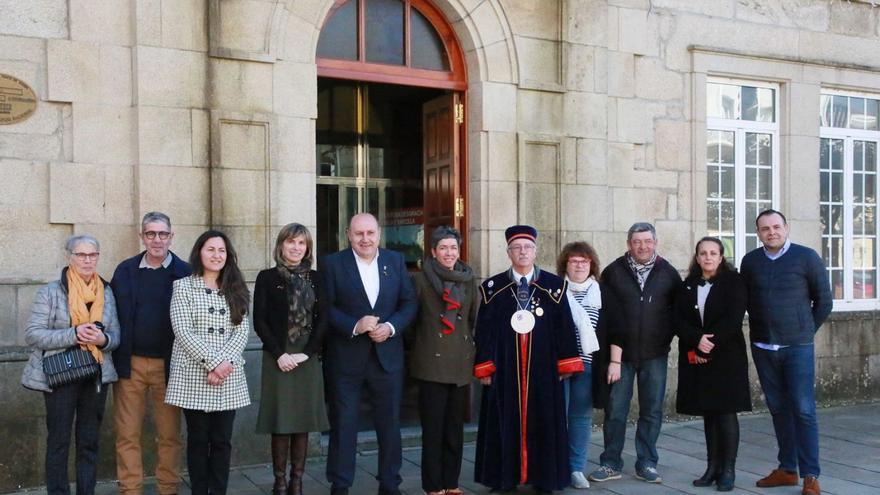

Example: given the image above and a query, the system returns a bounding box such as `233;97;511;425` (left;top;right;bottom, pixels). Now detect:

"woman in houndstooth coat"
165;230;251;495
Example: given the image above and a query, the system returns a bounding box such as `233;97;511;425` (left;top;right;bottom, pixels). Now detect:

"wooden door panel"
422;93;460;253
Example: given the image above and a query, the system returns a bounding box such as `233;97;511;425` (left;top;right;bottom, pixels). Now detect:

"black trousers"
418;380;467;492
183;409;236;495
43;380;108;495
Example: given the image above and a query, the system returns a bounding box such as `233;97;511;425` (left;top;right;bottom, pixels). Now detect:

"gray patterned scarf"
625;252;657;290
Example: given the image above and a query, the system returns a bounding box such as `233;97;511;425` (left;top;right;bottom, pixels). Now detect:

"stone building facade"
1;0;880;489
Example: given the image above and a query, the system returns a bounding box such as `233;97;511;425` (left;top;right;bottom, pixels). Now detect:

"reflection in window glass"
708;82;774;122
365;0;404;65
867;99;879;131
833;95;848;128
411;8;449;71
316;0;358;60
820;95;832;127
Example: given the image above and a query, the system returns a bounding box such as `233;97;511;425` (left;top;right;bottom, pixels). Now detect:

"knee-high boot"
272;434;291;495
716;414;739;492
693;415;720;487
288;432;308;495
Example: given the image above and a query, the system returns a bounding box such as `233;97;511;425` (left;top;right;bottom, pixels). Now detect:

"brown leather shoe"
802;476;821;495
756;468;798;487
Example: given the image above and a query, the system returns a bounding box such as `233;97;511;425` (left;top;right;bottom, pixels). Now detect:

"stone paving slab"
7;403;879;494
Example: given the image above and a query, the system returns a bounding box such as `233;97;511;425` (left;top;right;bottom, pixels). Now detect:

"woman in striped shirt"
556;242;619;489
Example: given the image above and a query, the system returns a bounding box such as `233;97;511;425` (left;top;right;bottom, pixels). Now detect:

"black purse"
43;346;101;388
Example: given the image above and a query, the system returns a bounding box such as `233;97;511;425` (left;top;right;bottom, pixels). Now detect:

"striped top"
570;287;599;364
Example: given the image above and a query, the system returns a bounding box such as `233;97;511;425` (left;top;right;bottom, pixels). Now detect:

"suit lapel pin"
382;265;388;276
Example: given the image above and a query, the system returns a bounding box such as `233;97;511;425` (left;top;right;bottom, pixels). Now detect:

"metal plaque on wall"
0;73;37;125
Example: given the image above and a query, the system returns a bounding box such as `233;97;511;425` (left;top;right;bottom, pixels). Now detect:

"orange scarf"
66;266;105;364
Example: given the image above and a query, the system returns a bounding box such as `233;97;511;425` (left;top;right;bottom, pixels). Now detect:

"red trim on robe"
518;332;530;485
473;361;496;378
557;357;585;374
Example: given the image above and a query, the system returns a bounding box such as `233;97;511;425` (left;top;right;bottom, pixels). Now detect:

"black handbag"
42;346;101;388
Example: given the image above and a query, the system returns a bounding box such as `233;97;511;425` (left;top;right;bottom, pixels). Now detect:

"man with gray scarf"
589;222;681;484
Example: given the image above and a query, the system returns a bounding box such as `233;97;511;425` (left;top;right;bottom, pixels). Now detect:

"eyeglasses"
143;231;171;240
507;245;536;253
568;259;590;266
72;252;100;261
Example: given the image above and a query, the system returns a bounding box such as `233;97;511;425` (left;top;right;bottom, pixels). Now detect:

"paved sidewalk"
9;403;879;494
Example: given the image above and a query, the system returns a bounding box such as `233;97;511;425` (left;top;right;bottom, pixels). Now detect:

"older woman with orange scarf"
21;234;120;495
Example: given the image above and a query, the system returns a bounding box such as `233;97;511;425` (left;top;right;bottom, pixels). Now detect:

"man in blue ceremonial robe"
473;225;584;493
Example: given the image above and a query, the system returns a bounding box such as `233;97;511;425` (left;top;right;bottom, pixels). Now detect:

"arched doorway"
315;0;468;268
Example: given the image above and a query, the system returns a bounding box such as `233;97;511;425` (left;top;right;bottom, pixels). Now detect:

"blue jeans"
599;356;667;471
565;361;593;473
752;344;820;478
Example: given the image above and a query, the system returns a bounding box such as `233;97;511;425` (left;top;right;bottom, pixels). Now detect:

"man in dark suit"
322;213;418;495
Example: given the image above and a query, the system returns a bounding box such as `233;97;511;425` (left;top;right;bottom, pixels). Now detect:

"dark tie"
517;276;530;304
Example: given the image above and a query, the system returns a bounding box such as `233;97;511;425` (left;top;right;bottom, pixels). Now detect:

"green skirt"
255;337;329;434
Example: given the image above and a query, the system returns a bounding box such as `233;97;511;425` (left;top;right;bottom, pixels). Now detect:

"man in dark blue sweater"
740;210;831;495
111;212;191;495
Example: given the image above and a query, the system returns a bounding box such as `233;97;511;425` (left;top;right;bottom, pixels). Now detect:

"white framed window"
819;90;880;309
706;78;780;266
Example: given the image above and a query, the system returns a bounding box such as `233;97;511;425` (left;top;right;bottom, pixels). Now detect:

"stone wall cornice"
689;44;880;74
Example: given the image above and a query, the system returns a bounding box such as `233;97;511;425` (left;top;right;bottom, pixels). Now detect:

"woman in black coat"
674;237;751;492
254;223;329;495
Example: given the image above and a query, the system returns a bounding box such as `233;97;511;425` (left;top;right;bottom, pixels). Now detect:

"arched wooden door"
315;0;468;262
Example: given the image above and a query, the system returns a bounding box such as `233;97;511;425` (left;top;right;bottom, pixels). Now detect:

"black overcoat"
673;270;752;415
252;268;327;359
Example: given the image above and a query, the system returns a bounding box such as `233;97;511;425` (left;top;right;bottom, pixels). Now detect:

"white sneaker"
571;471;590;489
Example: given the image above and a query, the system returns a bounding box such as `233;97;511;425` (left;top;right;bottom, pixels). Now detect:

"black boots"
693;416;719;487
272;435;291;495
288;433;308;495
695;414;739;491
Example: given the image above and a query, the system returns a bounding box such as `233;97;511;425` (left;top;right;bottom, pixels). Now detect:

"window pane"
708;165;720;198
867;174;876;204
831;172;842;202
707;130;720;163
866;98;879;131
855;173;866;204
317;80;358;177
719;131;735;164
365;0;404;65
746;167;756;199
833;95;848;128
411;8;449;71
721;201;734;232
831;205;843;234
867;142;877;172
820;95;832;127
707;201;720;231
759;168;772;200
820;172;830;202
757;87;775;122
850;98;866;129
854;205;864;233
831;139;844;170
720;166;734;198
821;204;830;233
831;269;844;299
721;237;735;261
316;0;358;60
719;84;739;119
745;133;756;165
757;134;772;165
867;206;876;233
745;202;757;235
742;86;758;121
854;140;865;172
831;237;842;266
